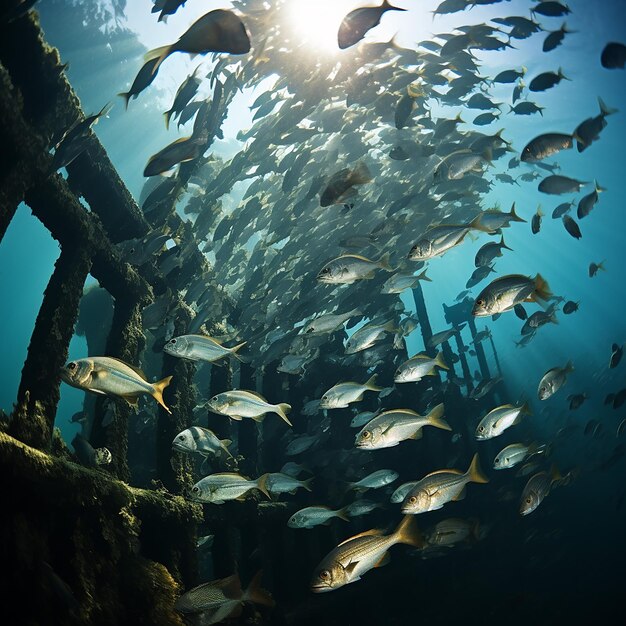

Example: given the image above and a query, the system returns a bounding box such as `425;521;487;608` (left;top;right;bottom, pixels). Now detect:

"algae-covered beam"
11;243;92;450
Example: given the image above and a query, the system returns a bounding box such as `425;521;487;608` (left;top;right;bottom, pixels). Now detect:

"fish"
391;481;419;504
552;200;574;219
528;67;569;92
172;426;233;461
310;516;423;592
320;162;372;208
301;308;362;335
381;269;431;294
350;469;399;491
408;224;475;261
190;472;271;504
466;265;496;289
521;133;573;162
434;150;491;181
52;103;112;171
601;42;626;69
494;443;548;470
532;2;571;17
428;325;466;348
401;454;488;514
337;1;406;50
538;361;574;400
563;300;579;314
319;375;382;409
288;506;350;529
577;181;605;219
355;404;450;449
394;351;448;383
317;254;393;284
345;320;397;354
472;203;526;233
574;97;617;152
568;393;587;410
588;261;606;277
473;274;552;316
174;571;274;621
475;235;512;267
118;58;160;108
163;66;201;129
514;304;528;320
475;402;531;440
286;434;320;456
164;334;246;363
207;390;292;426
543;22;574;52
539;175;588;195
510;101;545;116
519;467;569;515
492;67;526;84
144;9;250;73
72;433;110;467
609;343;623;369
562;215;582;239
60;356;172;413
265;472;313;496
344;499;383;518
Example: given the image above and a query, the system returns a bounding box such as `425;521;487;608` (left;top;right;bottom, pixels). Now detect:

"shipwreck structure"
0;7;505;625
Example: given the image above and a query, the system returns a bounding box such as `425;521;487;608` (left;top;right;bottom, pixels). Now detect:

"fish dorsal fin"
342;254;375;263
338;529;383;546
427;469;463;477
382;409;421;418
213;573;243;600
242;390;269;402
107;357;147;380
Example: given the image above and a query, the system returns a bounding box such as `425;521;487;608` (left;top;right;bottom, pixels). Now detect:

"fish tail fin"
598;97;618;117
256;473;272;499
527;442;539;456
117;91;131;110
426;403;451;431
499;234;513;251
164;109;172;130
153;376;173;414
243;571;276;608
558;67;570;81
383;0;407;11
537;205;544;217
337;507;351;522
533;273;553;302
276;403;293;426
510;202;526;223
417;268;432;283
564;360;575;373
521;401;533;416
594;180;607;193
365;374;383;392
350;161;373;185
377;252;394;272
550;464;563;484
144;44;172;74
230;341;248;361
467;453;489;484
394;515;424;548
435;351;449;370
302;477;314;492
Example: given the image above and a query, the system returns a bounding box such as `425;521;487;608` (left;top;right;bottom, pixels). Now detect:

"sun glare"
287;0;361;54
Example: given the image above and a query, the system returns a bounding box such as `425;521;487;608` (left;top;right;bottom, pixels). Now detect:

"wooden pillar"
238;362;258;477
467;317;490;380
11;244;92;450
412;283;434;355
453;332;474;393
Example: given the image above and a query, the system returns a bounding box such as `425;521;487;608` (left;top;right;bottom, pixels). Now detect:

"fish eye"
211;396;218;402
495;458;500;464
319;570;330;580
322;396;328;401
169;339;177;345
192;486;199;493
409;496;417;505
67;362;77;370
476;298;485;307
362;431;371;439
525;497;532;504
478;426;484;432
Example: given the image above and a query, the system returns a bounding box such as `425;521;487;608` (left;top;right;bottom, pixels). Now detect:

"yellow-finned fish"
207;390;292;426
310;516;423;592
60;356;172;413
401;453;489;514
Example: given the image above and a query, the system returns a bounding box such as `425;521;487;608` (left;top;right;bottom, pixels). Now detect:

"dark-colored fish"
164;67;201;129
577;182;605;219
613;389;626;410
532;2;571;17
492;67;526;84
337;1;406;50
320;162;372;208
543;23;574;52
144;10;250;73
529;68;568;92
588;261;605;277
531;207;544;234
118;58;160;109
521;133;573;162
552;201;574;219
574;98;617;152
539;175;588;195
562;215;582;239
568;393;587;410
601;42;626;69
514;304;528;320
510;101;544;116
144;136;203;177
473;112;500;126
562;300;579;314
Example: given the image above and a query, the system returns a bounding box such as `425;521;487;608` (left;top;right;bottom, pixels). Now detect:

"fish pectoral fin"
374;552;391;568
408;428;423;440
229;415;244;421
452;486;467;501
90;369;107;381
250;414;265;423
344;561;360;576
